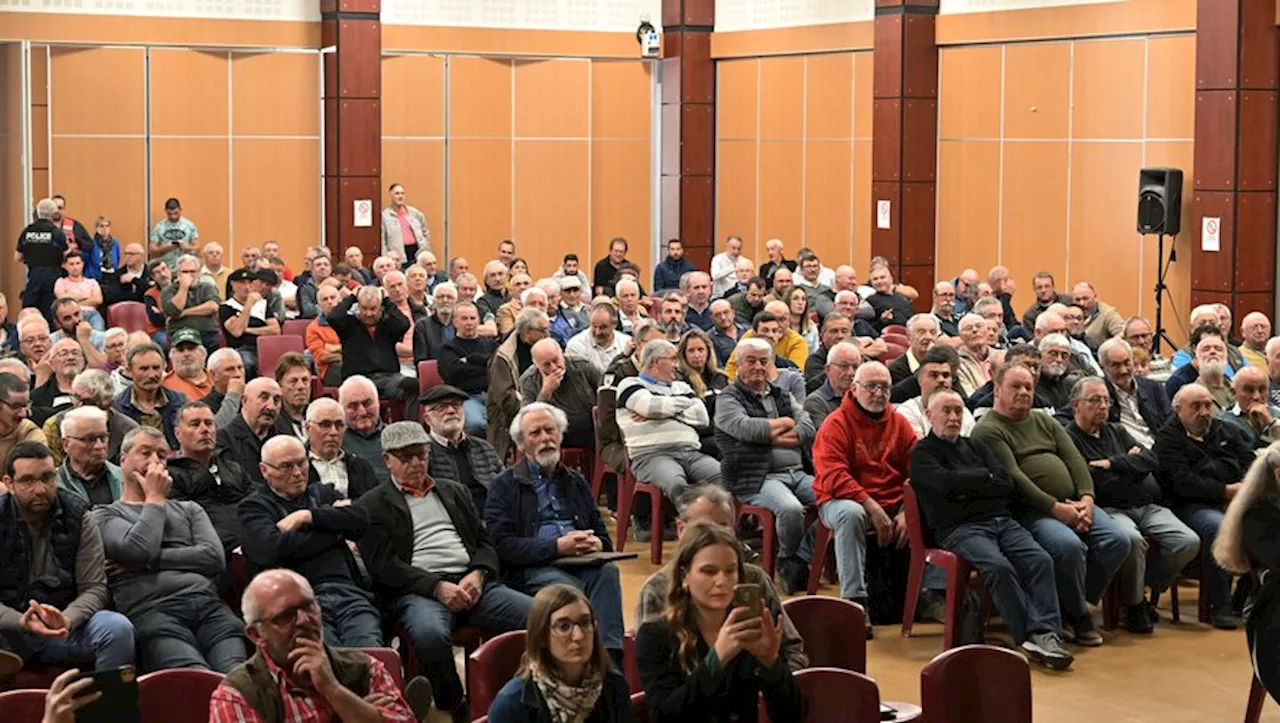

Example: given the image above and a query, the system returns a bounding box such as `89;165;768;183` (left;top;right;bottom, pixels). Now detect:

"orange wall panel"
149;49;229;137
514;59;589;138
1068;141;1144;314
852;141;872;275
717;59;758;141
51;137;147;245
150;138;229;249
514;141;589;268
381;55;445;138
757;141;803;245
232;138;320;263
715;140;758;257
1142;141;1193;343
449;57;513;139
1071;39;1145;140
1003;42;1070;140
1001;141;1068;288
939;45;1001;140
29;45;48;106
1147;35;1196;139
448;139;512;262
936;141;1000;279
805;54;853;140
592;141;651;273
232;52;320;137
31;105;48;170
759;56;804;140
49;47;144;136
381;140;445;249
592;61;652;140
802;140;853;263
853;52;874;140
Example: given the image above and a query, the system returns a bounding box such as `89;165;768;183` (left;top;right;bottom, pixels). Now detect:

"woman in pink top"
54;251;105;330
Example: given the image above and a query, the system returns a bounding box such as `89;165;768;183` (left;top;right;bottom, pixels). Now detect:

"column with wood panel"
660;0;715;271
871;0;938;311
322;0;381;258
1191;0;1277;322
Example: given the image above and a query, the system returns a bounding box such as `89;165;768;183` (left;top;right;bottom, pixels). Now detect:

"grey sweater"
92;500;225;615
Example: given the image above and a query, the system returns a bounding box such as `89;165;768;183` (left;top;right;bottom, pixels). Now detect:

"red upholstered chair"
589;407;615;503
901;483;989;649
616;466;666;565
282;318;311;338
138;668;224;723
882;342;907;363
735;503;778;577
884;324;908;336
882;332;909;347
0;687;50;723
780;596;867;672
467;630;527;718
106;301;148;333
362;647;404;689
920;644;1031;723
624;630;641;693
256;335;306;378
631;691;648;723
395;625;486;710
786;668;881;723
8;666;71;691
805;519;840;595
1245;673;1268;723
418;360;443;393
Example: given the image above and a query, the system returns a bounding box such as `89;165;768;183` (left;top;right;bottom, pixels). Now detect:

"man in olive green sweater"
972;364;1131;647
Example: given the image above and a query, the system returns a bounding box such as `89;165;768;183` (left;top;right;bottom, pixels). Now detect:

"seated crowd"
3;193;1276;722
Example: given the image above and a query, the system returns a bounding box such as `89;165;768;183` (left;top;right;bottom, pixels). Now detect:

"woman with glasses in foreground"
488;583;634;723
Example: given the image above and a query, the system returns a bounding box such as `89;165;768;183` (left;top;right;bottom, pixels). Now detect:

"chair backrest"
138;668;225;723
0;688;51;723
362;647;404;689
624;630;642;693
780;597;867;673
106;301;148;333
793;667;880;723
282;318;312;338
903;482;937;551
256;335;306;378
884;324;908;336
631;691;648;723
882;342;907;363
883;332;909;347
418;359;442;397
467;629;527;717
920;644;1031;723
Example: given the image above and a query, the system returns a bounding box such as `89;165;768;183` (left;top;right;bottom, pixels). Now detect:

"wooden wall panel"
514;141;589;269
150;138;229;249
448;139;511;263
381;55;445;138
232;139;321;263
1072;39;1145;140
757;141;803;246
50;138;147;245
803;140;853;263
1001;141;1068;288
758;56;804;140
1068;141;1144;314
380;139;445;247
717;59;758;141
1147;35;1197;138
31;105;49;171
1142;141;1193;333
232;53;320;137
852;141;872;274
515;59;589;138
49;48;145;136
936;141;999;278
715;140;757;257
449;57;512;138
592;141;651;277
1003;42;1070;139
149;49;229;136
805;54;853;140
854;52;874;140
939;45;1001;140
592;62;651;140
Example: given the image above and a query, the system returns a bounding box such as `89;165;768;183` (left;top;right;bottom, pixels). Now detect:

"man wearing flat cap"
423;385;503;514
357;421;530;722
549;275;589;347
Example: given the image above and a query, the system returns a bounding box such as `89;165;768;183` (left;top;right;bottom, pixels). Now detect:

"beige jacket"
487;332;523;462
380;206;431;259
1083;301;1126;347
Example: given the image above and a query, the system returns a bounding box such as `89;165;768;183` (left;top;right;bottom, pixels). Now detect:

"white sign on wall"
876;200;892;230
354;200;373;228
1201;216;1220;252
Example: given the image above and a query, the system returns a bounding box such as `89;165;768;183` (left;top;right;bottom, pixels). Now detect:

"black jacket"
484;461;612;572
357;476;500;601
439;336;498;395
238;480;370;585
910;433;1015;541
307;451;381;501
216;415;281;486
328;295;410;376
413;315;452;363
1066;422;1160;509
104;266;152;305
1153;416;1255;506
168;451;254;551
1108;376;1173;435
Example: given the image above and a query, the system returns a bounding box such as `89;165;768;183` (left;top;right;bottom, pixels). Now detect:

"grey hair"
1189;304;1218;327
61;405;108;437
455;272;477;285
35;198;56;219
615;278;639;296
973;296;1003;316
1037;333;1071;352
121;425;168;455
520;287;547;305
305;396;343;423
433;281;457;298
854;360;891;383
338;375;379;405
641;339;677;370
175;254;200;271
0;358;32;380
17;317;50;338
834;289;860;305
677;484;734;519
242;569;315;627
356;286;382;305
1266;337;1280;357
261;434;305;463
514;308;550;337
1068;376;1107;403
71;369;116;406
827;340;862;365
1035;311;1064;332
734;337;774;363
103;327;128;344
509;401;569;445
632;318;660;342
926;388;964;411
207;347;241;372
1096;337;1132;364
906;313;938;336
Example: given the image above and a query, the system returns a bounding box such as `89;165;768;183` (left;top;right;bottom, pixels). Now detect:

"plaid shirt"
208;651;414;723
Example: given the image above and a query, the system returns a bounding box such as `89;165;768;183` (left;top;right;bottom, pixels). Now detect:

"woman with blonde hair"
787;287;818;356
636;522;804;722
488;584;634;723
1214;441;1280;703
678;329;727;459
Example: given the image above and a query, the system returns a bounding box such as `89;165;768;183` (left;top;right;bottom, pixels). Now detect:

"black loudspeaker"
1137;167;1183;236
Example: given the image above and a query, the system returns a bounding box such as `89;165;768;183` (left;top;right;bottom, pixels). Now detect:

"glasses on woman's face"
549;615;595;638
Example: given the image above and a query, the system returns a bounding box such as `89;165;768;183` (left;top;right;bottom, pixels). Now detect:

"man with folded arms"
423;386;504;514
304;397;380;502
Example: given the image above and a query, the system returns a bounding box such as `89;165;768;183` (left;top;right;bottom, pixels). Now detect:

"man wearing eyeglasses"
812;361;919;639
30;338;85;427
360;421;532;723
168;401;253;561
305;397;379;502
239;436;382;649
0;374;46;468
55;406;123;505
423;385;503;515
0;442;136;679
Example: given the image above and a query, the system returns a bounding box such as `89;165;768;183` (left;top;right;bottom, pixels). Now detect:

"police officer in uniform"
16;198;68;321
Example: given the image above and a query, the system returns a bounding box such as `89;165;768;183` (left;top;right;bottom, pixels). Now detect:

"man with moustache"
1166;325;1236;410
1036;334;1083;409
413;281;458;365
305;398;379;502
168;401;252;564
55;406;124;504
273;353;312;440
209;569;419;723
113;343;187;449
162;328;214;401
424;386;504;514
30;339;85;427
216;377;283;486
203;347;247;428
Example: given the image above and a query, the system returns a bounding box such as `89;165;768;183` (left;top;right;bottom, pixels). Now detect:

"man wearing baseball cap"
220;267;280;378
422;385;503;514
357;421;530;721
162;328;213;402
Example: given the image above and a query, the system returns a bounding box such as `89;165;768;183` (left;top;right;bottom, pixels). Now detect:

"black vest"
0;490;90;612
715;381;794;498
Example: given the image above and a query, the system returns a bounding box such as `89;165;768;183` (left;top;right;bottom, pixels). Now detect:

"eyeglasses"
857;381;891;394
66;433;109;445
1081;396;1110;406
0;399;31;413
387;446;429;463
263;458;308;474
312;419;346;431
829;362;859;371
549;615;595;638
11;471;57;489
263;598;320;627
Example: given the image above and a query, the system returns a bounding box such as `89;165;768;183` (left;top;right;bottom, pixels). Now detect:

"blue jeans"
508;564;625;654
820;499;944;601
0;610;135;669
1020;506;1131;618
132;594;247;673
943;518;1060;644
395;582;531;710
741;470;816;561
1105;504;1201;606
1177;503;1232;613
464;393;487;437
315;582;383;648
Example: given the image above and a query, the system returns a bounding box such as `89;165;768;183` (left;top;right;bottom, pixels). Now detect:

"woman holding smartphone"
488;584;635;723
636;522;805;723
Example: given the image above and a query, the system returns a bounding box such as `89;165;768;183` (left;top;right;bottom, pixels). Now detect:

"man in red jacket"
812;361;917;638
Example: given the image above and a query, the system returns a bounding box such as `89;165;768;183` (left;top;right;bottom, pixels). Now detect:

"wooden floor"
433;536;1280;723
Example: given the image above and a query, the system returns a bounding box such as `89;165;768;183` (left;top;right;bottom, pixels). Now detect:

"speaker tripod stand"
1151;232;1179;356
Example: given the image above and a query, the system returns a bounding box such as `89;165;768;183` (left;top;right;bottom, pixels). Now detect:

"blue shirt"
529;459;575;541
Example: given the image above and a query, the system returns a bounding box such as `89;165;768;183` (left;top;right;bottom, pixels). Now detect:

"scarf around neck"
531;666;604;723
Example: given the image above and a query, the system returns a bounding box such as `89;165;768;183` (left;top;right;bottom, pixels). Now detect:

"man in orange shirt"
163;329;213;401
306;283;344;387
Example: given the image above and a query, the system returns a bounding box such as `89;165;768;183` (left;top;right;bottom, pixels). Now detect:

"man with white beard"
1036;334;1083;409
1164;325;1234;411
423;385;503;514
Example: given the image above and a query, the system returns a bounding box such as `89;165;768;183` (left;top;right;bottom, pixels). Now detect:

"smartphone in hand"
732;583;762;617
